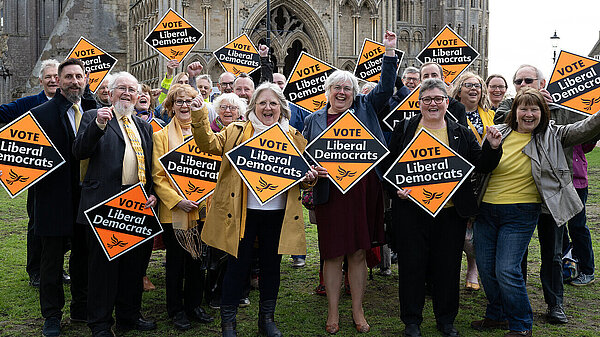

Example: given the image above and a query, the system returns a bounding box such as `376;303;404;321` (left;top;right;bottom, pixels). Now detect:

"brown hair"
139;83;156;111
504;87;550;134
163;84;199;118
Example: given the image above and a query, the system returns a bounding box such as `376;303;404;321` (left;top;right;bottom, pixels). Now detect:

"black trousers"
86;226;152;333
39;223;87;319
395;204;466;325
537;213;564;306
162;222;206;317
26;191;42;277
221;209;284;306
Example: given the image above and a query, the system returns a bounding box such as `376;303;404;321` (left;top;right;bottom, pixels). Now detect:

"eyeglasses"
404;77;419;82
513;78;538;85
220;81;234;87
462;82;482;89
219;105;238;111
115;86;138;94
174;100;193;106
420;96;447;105
488;85;507;90
332;85;353;93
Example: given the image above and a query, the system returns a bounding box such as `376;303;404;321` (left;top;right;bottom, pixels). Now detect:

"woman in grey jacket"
471;87;600;337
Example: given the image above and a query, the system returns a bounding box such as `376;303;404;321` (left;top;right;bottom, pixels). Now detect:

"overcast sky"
488;1;600;94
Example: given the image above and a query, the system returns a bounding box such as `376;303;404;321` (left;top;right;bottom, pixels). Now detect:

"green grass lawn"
1;152;600;336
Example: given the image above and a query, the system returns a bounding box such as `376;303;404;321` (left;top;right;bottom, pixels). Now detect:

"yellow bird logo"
581;97;600;111
256;176;278;192
312;100;326;110
336;166;356;181
6;169;29;185
106;234;128;249
185;181;205;196
422;189;443;204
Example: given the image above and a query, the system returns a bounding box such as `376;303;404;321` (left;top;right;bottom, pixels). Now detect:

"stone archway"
243;0;331;78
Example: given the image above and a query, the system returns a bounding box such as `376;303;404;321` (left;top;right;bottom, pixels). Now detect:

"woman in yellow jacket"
190;82;318;337
152;84;214;330
450;72;495;291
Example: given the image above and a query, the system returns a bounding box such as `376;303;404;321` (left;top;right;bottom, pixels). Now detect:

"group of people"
0;28;597;337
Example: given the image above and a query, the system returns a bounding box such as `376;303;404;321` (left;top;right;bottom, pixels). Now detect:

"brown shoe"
143;276;155;291
471;317;509;331
504;330;532;337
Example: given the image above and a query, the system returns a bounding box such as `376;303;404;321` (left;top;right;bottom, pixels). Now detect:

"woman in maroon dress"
302;31;397;334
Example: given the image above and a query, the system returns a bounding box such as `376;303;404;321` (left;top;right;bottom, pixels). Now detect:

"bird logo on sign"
312;100;326;110
232;66;241;75
6;169;29;185
256;176;278;192
442;68;456;77
581;97;600;111
185;181;205;195
170;49;184;58
336;166;356;181
106;234;128;249
422;189;443;204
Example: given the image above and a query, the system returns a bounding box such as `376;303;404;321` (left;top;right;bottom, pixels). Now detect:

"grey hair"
402;66;420;78
324;70;360;99
513;64;545;83
198;74;212;88
39;59;60;79
108;72;139;92
419;78;448;99
247;82;291;121
213;92;247;117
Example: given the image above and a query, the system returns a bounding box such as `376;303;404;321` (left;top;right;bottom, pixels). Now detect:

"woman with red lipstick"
302;31;398;334
152;84;214;331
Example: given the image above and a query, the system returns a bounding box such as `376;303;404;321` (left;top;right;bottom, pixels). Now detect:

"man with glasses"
74;72;157;337
402;66;420;91
218;72;236;95
493;64;587;325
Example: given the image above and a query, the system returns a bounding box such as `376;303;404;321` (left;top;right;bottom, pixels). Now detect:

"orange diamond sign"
305;110;389;193
226;124;310;205
84;184;163;261
145;8;203;62
66;37;118;93
283;51;337;113
354;38;404;82
149;118;164;133
417;25;479;85
383;128;474;217
546;50;600;116
159;137;221;203
0;112;65;198
213;34;261;75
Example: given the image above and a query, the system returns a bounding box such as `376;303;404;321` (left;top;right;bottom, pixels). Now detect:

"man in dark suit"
30;58;89;337
73;71;157;337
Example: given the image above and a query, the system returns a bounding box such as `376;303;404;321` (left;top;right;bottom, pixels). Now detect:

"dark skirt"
314;171;385;260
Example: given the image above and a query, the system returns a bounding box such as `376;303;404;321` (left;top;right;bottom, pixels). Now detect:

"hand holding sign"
313;165;328;178
145;194;157;208
396;188;411;199
166;59;180;78
303;166;319;183
383;31;397;56
177;199;199;212
485;126;502;149
540;88;553;104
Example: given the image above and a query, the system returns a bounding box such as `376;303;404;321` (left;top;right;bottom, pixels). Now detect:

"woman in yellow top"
190;82;318;337
450;71;496;291
152;84;214;330
471;88;600;336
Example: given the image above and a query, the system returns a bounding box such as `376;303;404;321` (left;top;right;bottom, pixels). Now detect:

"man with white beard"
73;72;157;337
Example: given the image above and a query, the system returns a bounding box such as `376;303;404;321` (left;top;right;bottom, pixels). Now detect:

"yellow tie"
73;104;82;131
121;116;146;185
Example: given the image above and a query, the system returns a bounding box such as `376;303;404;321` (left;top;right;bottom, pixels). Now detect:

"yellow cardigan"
191;107;309;258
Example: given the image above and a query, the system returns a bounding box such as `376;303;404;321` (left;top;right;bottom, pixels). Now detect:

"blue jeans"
564;187;595;275
474;203;540;331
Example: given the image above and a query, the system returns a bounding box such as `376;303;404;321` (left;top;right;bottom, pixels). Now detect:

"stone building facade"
0;0;489;103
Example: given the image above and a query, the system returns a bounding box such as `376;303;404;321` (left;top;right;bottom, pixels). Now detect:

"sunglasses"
513;78;538;85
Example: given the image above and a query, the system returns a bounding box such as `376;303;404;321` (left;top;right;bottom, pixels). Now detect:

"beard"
113;101;135;117
61;85;84;103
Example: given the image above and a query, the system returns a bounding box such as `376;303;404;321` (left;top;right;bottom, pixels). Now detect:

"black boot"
221;305;238;337
258;300;282;337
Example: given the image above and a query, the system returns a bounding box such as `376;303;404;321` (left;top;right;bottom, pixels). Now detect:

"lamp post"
550;30;560;64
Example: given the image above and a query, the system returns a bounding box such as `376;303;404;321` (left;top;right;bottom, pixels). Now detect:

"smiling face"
217;99;240;126
96;79;110;104
514;66;545;92
487;77;507;107
459;77;482;111
58;64;86;103
516;104;541;133
197;78;211;99
234;77;254;101
40;66;59;97
327;79;354;114
135;89;150;112
255;89;281;126
109;77;138;111
419;88;448;123
173;93;194;123
420;64;442;81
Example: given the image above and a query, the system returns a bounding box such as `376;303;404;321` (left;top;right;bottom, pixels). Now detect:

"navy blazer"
30;92;81;236
303;55;397;205
0;91;48;123
73;109;154;225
